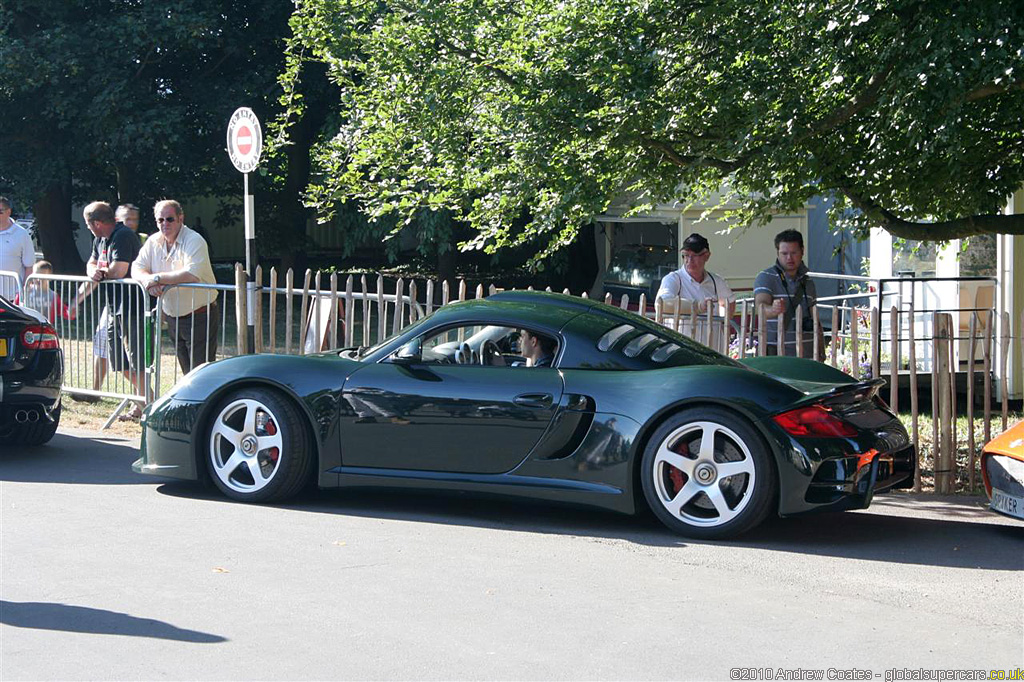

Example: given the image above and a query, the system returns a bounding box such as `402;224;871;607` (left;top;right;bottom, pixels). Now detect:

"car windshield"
349;312;435;359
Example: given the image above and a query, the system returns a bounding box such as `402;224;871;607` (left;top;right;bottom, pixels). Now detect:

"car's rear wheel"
205;388;311;503
641;407;776;539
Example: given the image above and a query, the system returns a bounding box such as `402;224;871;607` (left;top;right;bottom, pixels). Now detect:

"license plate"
991;488;1024;520
0;338;6;357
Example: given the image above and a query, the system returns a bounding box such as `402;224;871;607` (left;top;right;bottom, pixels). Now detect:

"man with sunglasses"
132;199;218;375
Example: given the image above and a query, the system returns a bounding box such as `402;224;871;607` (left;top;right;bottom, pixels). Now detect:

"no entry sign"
227;107;263;173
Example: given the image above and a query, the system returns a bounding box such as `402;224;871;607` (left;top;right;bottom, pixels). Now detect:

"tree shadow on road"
157;482;1022;569
0;432;144;485
0;600;227;643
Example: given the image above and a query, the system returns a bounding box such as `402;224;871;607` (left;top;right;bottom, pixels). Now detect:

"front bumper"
982;453;1024;521
132;395;205;480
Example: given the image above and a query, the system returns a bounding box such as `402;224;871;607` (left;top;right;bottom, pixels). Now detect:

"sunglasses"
156;216;177;223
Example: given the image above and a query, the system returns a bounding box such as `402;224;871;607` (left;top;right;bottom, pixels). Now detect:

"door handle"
514;393;554;409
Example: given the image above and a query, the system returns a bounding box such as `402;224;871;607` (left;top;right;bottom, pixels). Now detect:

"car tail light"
21;324;59;350
773;405;858;438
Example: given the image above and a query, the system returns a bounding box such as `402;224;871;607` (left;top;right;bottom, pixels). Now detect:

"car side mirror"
390;338;422;365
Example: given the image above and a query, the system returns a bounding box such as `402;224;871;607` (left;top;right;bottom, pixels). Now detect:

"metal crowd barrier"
14;273;429;426
0;269;23;301
22;273;153;426
151;281;234;391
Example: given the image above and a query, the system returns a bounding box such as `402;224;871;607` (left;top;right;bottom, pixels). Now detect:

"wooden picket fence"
228;266;1022;493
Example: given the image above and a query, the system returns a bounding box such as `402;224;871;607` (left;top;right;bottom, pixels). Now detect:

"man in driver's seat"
520;330;556;367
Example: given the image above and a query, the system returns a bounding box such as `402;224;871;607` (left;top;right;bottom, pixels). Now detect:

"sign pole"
244;171;256;353
226;106;263;355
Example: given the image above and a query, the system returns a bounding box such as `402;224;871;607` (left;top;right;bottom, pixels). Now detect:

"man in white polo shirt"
132;199;219;374
656;233;735;348
657;233;736;315
0;196;35;299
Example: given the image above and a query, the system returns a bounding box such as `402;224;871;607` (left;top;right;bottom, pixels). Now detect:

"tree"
284;0;1024;266
0;0;296;272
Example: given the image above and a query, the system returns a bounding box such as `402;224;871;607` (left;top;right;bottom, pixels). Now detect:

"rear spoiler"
794;378;887;410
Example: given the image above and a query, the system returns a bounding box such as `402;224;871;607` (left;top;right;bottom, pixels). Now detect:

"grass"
900;411;1022;494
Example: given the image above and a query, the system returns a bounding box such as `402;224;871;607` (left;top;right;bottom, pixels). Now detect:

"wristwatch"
152;274;162;285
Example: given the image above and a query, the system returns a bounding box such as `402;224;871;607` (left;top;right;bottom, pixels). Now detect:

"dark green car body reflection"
134;291;913;538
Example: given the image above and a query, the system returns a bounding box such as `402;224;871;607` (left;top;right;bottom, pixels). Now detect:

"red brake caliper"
259;412;280;465
668;439;689;495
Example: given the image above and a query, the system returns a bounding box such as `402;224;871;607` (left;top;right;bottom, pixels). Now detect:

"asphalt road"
2;429;1022;681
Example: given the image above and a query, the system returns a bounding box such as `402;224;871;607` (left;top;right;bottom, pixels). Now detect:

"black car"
0;295;63;445
135;291;913;539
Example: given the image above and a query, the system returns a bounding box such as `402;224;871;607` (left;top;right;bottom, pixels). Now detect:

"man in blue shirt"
753;229;821;358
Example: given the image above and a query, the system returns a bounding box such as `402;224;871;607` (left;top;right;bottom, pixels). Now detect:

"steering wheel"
480;339;503;366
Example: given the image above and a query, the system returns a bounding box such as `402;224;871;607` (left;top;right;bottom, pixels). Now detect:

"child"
16;261;76;323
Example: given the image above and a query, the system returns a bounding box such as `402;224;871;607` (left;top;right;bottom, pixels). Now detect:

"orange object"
856;449;880;471
980;420;1024;521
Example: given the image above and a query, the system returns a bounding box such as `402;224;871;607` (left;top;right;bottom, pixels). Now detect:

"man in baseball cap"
655;233;736;347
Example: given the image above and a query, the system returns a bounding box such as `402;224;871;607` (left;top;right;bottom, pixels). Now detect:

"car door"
338;324;564;474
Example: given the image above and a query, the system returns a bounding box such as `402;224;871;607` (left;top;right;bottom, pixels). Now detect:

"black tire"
640;406;776;539
10;405;61;446
205;388;312;503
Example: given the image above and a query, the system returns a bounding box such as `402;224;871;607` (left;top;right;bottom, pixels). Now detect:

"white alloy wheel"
650;421;756;526
209;398;285;495
641;407;776;539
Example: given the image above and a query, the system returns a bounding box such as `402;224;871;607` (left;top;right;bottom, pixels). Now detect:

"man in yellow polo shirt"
132;199;219;374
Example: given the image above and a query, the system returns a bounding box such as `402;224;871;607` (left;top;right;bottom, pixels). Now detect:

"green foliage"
0;0;291;217
282;0;1024;265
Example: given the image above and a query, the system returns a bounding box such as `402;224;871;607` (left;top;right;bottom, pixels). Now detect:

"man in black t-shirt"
81;201;144;415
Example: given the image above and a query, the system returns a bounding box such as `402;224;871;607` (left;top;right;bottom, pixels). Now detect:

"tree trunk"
437;244;456;290
279;250;308;278
115;163;135;206
34;177;84;274
565;223;600;294
279;62;335;273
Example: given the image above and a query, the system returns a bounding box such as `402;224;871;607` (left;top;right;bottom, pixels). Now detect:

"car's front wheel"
641;407;776;539
205;388;312;503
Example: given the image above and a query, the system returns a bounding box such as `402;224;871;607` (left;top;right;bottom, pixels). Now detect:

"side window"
389;324;558;367
415;324;524;366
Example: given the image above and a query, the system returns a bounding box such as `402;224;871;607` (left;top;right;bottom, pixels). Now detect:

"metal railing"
22;273;153;426
1;269;23;300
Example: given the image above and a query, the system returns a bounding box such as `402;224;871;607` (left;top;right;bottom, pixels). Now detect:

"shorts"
92;309;110;359
106;311;143;372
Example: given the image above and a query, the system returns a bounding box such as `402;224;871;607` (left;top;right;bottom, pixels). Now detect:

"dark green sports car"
133;291;913;539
